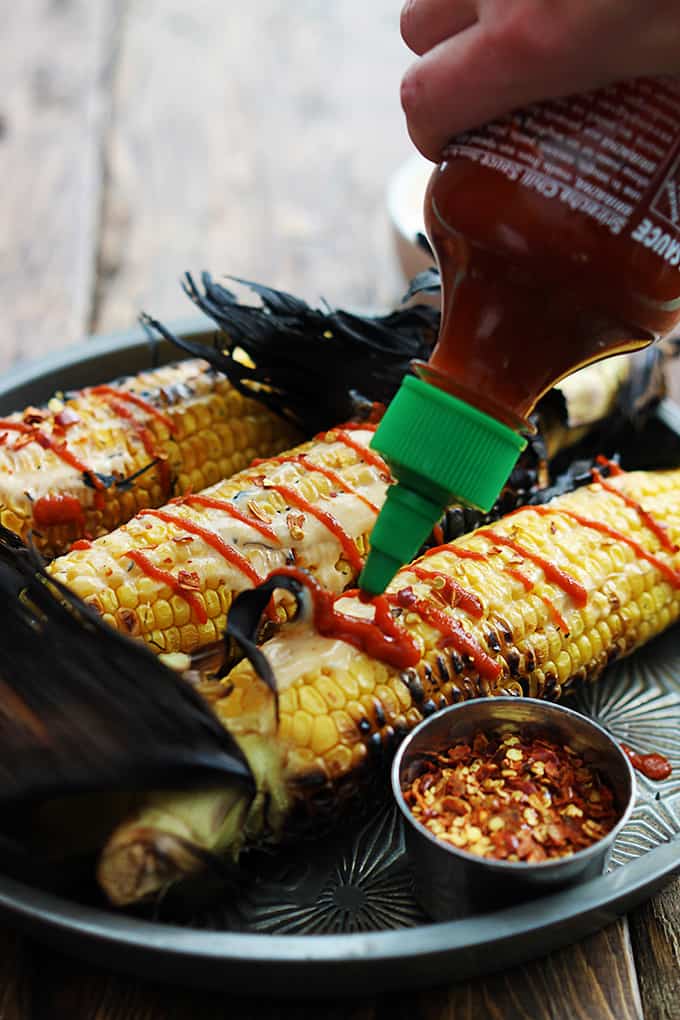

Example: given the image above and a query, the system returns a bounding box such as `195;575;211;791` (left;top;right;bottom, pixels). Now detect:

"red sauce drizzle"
124;549;208;624
503;565;533;591
331;421;379;433
591;469;678;554
270;567;419;670
532;506;680;589
500;566;569;632
70;539;92;551
177;494;280;544
595;455;624;476
99;395;171;495
266;483;364;572
297;455;380;514
35;434;105;490
0;420;105;490
481;531;588;607
410;564;483;619
251;453;380;513
621;744;672;781
32;494;85;529
0;420;33;434
139;509;262;586
389;595;501;682
425;545;487;563
538;595;570;634
91;385;177;435
329;430;391;478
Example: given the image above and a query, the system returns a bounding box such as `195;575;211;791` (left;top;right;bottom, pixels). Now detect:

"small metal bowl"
392;698;635;921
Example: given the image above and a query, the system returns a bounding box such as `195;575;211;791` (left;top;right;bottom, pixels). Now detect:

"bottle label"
446;77;680;249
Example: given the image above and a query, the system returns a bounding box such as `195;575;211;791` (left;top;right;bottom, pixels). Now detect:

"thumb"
401;21;598;161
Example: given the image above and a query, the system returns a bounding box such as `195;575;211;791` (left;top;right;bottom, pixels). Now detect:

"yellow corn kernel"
292;711;313;748
311;716;337;756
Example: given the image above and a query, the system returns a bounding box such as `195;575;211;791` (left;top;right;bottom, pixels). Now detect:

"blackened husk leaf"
0;527;253;806
143;271;440;434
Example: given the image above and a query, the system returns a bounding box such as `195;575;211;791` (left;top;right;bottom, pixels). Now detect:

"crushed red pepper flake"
403;728;619;863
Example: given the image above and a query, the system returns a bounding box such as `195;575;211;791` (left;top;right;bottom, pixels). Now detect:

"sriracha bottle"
359;76;680;595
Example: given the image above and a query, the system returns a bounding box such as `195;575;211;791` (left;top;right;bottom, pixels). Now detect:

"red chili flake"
177;569;201;591
23;407;48;425
404;728;619;862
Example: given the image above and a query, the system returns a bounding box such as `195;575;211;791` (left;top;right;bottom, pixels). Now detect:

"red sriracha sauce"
621;744;672;782
267;567;419;671
360;77;680;596
33;494;85;529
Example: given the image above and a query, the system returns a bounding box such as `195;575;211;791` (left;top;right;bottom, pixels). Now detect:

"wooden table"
1;2;678;1017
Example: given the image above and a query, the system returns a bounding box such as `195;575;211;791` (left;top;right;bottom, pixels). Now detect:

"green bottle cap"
359;375;526;594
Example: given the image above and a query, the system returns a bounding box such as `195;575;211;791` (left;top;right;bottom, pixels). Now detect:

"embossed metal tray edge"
0;324;678;998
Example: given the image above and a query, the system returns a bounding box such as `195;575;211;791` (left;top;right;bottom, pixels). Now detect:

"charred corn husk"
0;359;297;558
48;427;389;654
98;468;680;905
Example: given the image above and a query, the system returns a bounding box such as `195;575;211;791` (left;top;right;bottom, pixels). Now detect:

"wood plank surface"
92;0;413;334
18;917;644;1020
18;919;642;1020
0;0;122;370
629;876;680;1020
0;4;678;1019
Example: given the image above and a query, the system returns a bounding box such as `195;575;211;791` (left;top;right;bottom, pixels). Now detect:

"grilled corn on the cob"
98;467;680;904
0;359;296;558
48;427;389;654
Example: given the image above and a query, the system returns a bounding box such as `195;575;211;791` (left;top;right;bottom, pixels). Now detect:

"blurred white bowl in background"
386;153;438;291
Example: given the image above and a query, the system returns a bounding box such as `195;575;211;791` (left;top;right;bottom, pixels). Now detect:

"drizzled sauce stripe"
539;595;570;634
124;550;208;624
388;594;501;682
531;506;680;588
266;483;364;572
480;531;588;607
500;565;569;632
424;544;486;563
296;455;380;513
139;509;262;586
410;564;483;619
97;394;171;495
0;420;106;490
267;567;419;670
177;494;280;544
328;430;391;476
90;385;177;434
591;469;678;553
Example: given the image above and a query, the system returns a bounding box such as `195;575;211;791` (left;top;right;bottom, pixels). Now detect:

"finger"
401;24;558;160
401;0;478;57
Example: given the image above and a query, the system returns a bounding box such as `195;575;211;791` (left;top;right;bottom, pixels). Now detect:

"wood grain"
372;921;642;1020
92;0;414;334
19;919;644;1020
629;876;680;1020
26;943;377;1020
0;0;122;370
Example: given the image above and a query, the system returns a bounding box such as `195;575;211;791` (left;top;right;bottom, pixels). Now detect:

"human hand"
400;0;680;160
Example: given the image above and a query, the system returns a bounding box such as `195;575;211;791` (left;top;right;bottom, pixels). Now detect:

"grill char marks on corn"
0;359;296;558
218;467;680;809
48;428;389;654
97;468;680;905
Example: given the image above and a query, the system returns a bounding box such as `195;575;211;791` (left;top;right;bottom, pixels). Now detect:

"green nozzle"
359;375;526;595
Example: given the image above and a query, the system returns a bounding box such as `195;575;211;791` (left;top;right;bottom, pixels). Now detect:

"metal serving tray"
0;322;677;998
